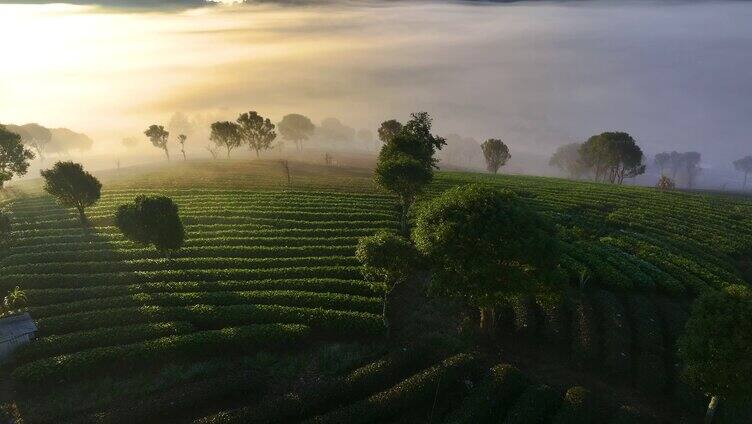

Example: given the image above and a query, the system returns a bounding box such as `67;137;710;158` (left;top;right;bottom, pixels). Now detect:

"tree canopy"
480;138;511;174
374;112;444;232
579;132;645;184
733;156;752;189
278;114;315;151
210;121;242;159
0;125;35;188
115;195;185;253
412;183;560;332
549;143;588;179
40;161;102;223
144;125;170;160
237;111;277;158
377;119;402;144
678;285;752;420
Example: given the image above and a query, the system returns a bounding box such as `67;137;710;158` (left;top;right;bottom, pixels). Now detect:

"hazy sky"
1;0;751;169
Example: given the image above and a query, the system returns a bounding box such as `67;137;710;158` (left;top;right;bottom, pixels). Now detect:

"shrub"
116;195;184;253
444;364;530;423
12;323;310;386
551;386;600;424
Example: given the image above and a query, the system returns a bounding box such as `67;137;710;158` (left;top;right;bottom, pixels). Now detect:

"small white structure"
0;313;37;362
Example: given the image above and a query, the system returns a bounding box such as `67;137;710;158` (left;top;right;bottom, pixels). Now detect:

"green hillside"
1;160;750;423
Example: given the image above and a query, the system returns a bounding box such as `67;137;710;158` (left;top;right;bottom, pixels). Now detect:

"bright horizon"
1;1;751;174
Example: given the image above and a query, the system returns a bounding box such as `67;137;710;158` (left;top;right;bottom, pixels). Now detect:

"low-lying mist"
1;0;751;188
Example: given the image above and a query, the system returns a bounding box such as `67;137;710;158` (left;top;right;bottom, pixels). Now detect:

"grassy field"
1;159;750;423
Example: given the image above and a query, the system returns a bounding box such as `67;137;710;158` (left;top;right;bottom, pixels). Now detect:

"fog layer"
1;1;751;178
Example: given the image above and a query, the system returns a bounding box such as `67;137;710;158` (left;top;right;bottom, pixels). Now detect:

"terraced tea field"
1;160;750;423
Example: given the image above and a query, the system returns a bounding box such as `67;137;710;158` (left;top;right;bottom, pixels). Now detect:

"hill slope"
1;160;750;423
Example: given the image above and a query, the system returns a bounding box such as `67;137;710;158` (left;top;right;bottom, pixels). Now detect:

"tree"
656;175;675;191
549;143;587;179
375;112;445;233
377;119;402;144
678;285;752;423
205;144;219;160
12;123;51;162
315;118;356;145
178;134;187;161
40;161;102;223
734;156;752;188
375;152;432;233
356;231;419;336
278;114;315;151
144;125;170;161
480;138;511;174
210;121;242;159
237;111;276;158
579;132;644;184
733;156;752;189
0;126;34;189
655;152;671;176
412;184;560;334
115;195;185;253
683;151;702;189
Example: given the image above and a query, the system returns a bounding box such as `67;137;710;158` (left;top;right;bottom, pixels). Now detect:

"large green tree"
40;161;102;223
374;112;444;233
356;231;419;336
678;285;752;423
579;132;645;184
412;184;560;334
278;114;315;151
0;126;34;189
481;138;511;174
210;121;242;159
115;195;185;254
144;125;170;161
237;111;277;158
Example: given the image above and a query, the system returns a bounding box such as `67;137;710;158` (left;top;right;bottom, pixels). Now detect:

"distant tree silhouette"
121;137;139;149
357;128;374;150
144;125;170;161
210;121;242;159
278;114;315;151
481;138;511;174
9;123;51;163
550;143;587;179
178;134;187;161
377;119;402;144
654;152;671;176
205;144;219;160
0;125;35;189
734;156;752;189
41;161;102;223
579;132;645;184
683;152;702;189
237;111;276;158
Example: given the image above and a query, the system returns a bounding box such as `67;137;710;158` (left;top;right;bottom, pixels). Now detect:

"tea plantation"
1;160;750;423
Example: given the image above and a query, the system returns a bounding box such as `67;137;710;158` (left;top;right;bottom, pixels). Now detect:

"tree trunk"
164;148;170;161
705;395;719;424
255;149;260;159
182;150;186;161
479;307;487;332
226;147;231;159
77;206;86;224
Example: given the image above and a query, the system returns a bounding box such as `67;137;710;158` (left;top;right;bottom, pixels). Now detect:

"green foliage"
550;143;588;179
377;119;402;144
481;138;511;174
0;210;11;247
12;323;310;386
210;121;243;158
355;231;418;289
678;285;752;400
444;364;530;423
0;125;34;188
374;152;432;210
144;124;170;160
116;195;185;253
413;184;560;308
579;132;645;184
503;384;561;424
237;111;276;158
40;161;102;222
